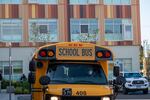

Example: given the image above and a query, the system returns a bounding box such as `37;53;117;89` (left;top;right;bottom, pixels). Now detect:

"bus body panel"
46;84;113;96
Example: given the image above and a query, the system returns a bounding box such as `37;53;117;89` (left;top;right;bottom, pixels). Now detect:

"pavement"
0;93;31;100
0;89;31;100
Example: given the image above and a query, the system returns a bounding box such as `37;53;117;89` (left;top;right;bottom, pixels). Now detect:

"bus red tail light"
39;50;47;57
105;51;111;58
96;51;111;58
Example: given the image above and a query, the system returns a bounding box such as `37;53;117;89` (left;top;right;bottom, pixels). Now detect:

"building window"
0;61;23;80
28;0;58;4
70;0;99;5
104;0;131;5
108;58;132;80
114;58;132;72
81;25;88;33
105;19;133;41
0;0;21;4
29;19;58;42
70;19;99;42
0;19;23;42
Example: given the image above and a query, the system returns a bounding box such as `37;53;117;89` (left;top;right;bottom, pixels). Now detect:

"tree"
139;45;144;70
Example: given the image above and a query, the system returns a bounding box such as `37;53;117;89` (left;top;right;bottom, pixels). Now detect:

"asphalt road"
116;91;150;100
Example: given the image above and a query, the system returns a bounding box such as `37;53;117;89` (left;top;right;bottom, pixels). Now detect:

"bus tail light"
39;50;47;57
39;49;55;58
97;52;103;58
48;50;55;57
96;51;111;58
104;51;111;58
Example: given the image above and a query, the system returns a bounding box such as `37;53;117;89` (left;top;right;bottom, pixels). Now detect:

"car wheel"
123;87;128;94
143;88;148;94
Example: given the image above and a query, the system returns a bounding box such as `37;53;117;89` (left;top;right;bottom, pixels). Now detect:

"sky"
140;0;150;44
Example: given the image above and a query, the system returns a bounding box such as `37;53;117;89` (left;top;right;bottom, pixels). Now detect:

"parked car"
121;72;149;94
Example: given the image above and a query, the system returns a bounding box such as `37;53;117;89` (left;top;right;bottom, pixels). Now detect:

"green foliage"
15;87;23;94
15;87;30;94
23;89;30;94
1;80;30;94
140;45;144;70
1;80;9;89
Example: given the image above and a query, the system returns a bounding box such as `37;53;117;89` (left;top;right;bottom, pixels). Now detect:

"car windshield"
47;63;107;85
124;73;142;78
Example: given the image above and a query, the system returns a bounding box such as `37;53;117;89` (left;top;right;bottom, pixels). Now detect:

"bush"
1;80;30;94
15;87;30;94
1;80;9;89
15;87;23;94
23;89;30;94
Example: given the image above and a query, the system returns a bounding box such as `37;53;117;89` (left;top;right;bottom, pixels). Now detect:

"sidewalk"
0;92;31;100
0;89;31;100
0;93;16;100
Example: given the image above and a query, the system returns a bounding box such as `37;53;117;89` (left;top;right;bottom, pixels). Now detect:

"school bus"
28;42;115;100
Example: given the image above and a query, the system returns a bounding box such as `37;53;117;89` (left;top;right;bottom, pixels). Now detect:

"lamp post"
9;42;12;100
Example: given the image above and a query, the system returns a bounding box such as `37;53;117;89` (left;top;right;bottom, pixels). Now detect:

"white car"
122;72;149;94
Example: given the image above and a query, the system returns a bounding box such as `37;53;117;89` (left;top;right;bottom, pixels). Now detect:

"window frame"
104;18;133;41
69;0;99;5
70;18;99;42
0;0;21;4
28;19;58;42
104;0;131;5
0;61;23;80
0;19;23;42
28;0;58;4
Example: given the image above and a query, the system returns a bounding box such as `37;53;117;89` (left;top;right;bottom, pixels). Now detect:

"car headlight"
51;96;59;100
144;80;148;83
101;97;110;100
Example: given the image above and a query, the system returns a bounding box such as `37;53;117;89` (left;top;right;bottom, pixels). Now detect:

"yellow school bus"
28;42;114;100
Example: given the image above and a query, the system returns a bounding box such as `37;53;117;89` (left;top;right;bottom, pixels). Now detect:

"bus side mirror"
39;76;50;85
113;66;120;77
29;60;36;72
28;72;36;84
